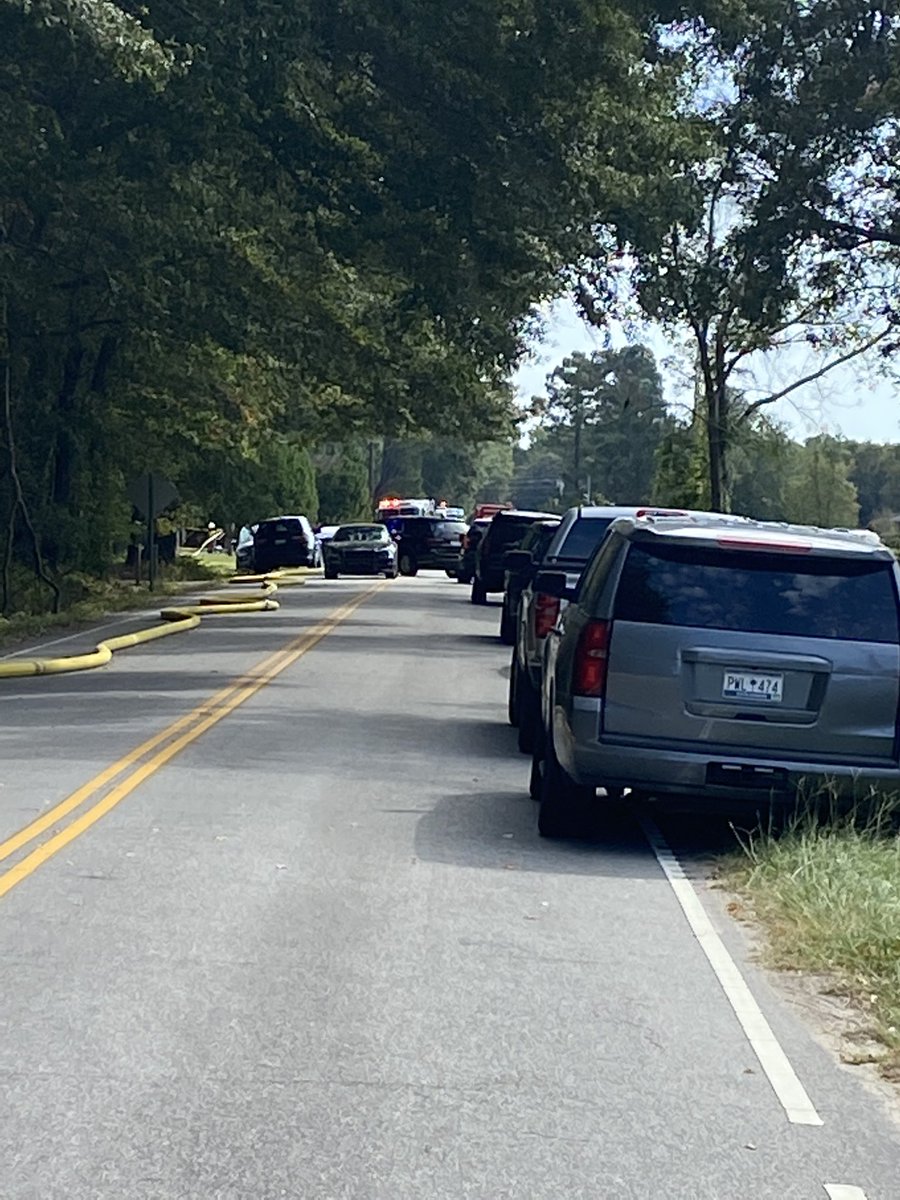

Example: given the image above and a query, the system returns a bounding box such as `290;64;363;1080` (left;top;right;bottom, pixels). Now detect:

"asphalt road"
0;575;897;1199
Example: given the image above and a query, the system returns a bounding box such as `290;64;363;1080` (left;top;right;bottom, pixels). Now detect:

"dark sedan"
323;524;399;579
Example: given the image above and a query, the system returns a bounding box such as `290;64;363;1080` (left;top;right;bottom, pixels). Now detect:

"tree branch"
735;328;892;425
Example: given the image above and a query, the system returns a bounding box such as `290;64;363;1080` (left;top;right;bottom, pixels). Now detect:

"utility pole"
367;441;376;510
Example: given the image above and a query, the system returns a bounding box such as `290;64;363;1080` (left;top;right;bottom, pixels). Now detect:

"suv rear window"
614;542;900;643
256;519;304;540
552;517;614;562
490;517;540;549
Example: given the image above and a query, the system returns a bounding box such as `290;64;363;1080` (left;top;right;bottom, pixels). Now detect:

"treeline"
515;347;900;534
4;1;900;614
0;0;667;612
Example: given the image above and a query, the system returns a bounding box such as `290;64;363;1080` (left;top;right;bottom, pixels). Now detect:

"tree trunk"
52;339;84;508
705;378;729;512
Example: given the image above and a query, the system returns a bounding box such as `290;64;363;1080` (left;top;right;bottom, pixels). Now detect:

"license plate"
722;671;783;703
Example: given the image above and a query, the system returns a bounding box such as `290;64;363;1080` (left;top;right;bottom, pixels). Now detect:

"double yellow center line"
0;583;382;901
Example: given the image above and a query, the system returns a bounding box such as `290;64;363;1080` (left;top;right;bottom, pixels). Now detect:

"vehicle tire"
499;600;515;645
324;568;338;580
516;671;538;755
537;732;594;839
384;566;398;578
529;749;543;801
508;651;519;727
445;569;457;579
399;552;418;577
470;578;488;605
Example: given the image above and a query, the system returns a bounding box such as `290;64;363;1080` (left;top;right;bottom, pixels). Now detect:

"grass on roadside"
0;554;234;652
720;792;900;1077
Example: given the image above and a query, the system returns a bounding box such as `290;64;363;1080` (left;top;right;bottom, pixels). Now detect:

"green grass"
0;555;233;651
721;796;900;1076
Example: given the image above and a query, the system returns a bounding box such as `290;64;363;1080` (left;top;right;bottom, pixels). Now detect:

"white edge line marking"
640;816;824;1127
824;1187;869;1199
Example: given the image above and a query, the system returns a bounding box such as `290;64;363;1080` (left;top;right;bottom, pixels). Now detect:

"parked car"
323;523;398;578
511;506;654;753
235;524;257;571
251;515;319;573
499;518;560;645
509;505;736;755
532;515;900;837
471;509;557;605
316;524;340;547
391;516;468;576
456;518;492;584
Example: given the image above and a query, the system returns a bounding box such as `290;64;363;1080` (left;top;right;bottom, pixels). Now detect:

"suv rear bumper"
554;707;900;802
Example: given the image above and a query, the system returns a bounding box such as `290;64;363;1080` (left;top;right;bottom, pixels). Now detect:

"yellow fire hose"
0;569;313;679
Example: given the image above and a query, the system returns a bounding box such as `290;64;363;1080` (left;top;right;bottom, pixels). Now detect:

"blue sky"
513;297;900;445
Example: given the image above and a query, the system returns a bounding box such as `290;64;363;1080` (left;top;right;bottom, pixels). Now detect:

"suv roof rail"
623;513;890;551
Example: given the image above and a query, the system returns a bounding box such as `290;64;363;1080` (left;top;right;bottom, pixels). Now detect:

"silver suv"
533;515;900;837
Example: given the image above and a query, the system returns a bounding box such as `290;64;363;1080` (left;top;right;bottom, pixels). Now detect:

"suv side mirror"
534;570;576;600
503;549;531;571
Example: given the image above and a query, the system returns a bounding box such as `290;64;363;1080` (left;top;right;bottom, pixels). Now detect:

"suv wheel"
470;578;487;605
508;651;519;727
499;599;515;645
399;552;418;576
516;671;538;754
537;731;594;839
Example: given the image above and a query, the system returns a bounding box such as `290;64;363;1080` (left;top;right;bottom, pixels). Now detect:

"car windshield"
614;541;900;643
551;516;614;562
334;525;385;542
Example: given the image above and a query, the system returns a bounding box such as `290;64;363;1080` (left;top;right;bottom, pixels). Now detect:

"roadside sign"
127;473;178;519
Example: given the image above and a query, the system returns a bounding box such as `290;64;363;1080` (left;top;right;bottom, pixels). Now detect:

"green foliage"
845;443;900;529
651;423;710;510
315;443;371;524
575;1;900;511
528;346;674;506
2;0;674;612
729;419;800;521
785;436;860;529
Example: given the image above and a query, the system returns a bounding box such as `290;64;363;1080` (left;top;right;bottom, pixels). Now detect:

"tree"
576;1;900;510
531;346;673;505
785;436;860;529
845;442;900;528
1;0;680;609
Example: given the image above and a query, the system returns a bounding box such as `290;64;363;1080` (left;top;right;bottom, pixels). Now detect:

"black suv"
499;518;560;644
252;515;318;572
471;509;557;605
392;517;468;576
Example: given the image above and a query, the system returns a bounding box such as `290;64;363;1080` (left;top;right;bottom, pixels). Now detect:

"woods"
3;0;900;613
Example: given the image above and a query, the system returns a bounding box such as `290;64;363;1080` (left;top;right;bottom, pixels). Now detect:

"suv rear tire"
537;732;594;838
516;672;539;754
470;578;487;605
508;652;519;727
499;600;515;645
399;552;418;576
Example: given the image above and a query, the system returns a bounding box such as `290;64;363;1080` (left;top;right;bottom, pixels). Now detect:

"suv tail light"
574;619;611;697
534;593;560;639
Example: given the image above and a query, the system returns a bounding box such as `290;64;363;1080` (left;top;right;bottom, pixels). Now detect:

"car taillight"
574;619;611;697
534;593;560;639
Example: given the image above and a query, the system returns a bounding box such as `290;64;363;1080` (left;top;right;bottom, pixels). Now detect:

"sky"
512;296;900;446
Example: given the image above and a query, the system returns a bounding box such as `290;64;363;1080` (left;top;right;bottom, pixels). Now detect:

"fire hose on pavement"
0;570;311;679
